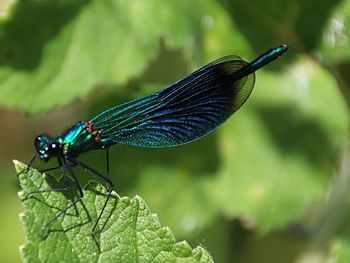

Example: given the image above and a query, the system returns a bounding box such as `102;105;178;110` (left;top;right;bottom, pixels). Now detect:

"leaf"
316;0;350;108
0;0;209;114
14;161;212;263
320;0;350;63
331;238;350;262
219;0;341;53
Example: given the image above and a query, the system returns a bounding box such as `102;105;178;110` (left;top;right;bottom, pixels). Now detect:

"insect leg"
17;154;37;176
24;157;72;197
72;158;114;243
101;148;110;190
106;148;110;178
39;161;76;173
44;157;84;228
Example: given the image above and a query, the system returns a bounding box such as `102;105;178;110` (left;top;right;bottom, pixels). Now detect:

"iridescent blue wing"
90;56;255;148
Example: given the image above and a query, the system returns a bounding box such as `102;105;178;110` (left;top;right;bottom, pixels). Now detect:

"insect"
20;44;288;243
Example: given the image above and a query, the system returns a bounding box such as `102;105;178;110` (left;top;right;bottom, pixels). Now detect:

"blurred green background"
1;0;350;262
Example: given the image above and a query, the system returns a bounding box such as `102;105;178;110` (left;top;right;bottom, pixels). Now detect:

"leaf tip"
13;159;20;167
13;159;25;172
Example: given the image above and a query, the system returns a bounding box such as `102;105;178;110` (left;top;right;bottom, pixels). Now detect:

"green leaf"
331;238;350;262
317;0;350;108
320;0;350;62
0;0;209;114
14;161;212;263
219;0;341;53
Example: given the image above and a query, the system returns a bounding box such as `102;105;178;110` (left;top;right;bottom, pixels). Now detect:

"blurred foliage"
220;0;342;52
1;0;350;262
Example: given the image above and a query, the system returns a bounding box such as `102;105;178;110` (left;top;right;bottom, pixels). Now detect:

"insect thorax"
59;121;102;157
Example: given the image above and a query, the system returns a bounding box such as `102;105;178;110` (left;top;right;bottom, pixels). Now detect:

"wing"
90;56;255;148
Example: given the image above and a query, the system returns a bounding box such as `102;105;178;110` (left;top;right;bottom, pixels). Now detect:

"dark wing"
90;56;255;148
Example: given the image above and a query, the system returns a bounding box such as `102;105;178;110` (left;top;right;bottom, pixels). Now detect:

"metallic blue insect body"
24;44;288;243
